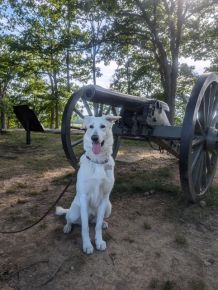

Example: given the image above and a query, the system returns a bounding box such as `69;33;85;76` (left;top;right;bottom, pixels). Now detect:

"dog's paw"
102;221;108;230
63;224;72;234
96;239;107;251
83;242;94;255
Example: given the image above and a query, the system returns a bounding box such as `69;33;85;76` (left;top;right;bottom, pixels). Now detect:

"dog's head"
83;115;121;155
147;101;171;126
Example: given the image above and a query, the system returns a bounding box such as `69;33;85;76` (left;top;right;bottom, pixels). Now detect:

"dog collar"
86;155;109;164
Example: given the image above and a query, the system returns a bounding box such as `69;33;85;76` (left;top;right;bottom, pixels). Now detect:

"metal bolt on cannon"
61;73;218;203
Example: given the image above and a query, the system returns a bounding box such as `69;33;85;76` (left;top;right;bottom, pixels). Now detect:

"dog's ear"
158;101;170;112
104;115;122;123
83;116;91;128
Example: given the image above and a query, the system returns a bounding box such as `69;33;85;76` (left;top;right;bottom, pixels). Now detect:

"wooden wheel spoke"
195;115;205;135
206;151;212;174
191;144;203;171
202;152;207;188
105;105;111;115
207;84;214;124
111;107;118;116
210;152;218;165
93;104;113;116
192;151;204;192
204;92;209;126
208;84;218;127
202;97;207;127
204;84;215;127
73;108;84;119
192;136;204;148
71;138;83;147
82;98;92;116
95;105;119;117
70;126;85;131
97;104;104;116
93;103;99;116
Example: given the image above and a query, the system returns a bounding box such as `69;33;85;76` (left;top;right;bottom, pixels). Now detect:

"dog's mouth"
92;140;104;154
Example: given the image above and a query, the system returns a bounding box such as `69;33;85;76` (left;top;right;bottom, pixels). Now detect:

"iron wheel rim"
180;73;218;202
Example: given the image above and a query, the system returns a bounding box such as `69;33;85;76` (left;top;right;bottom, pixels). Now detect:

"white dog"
146;100;171;126
56;115;121;254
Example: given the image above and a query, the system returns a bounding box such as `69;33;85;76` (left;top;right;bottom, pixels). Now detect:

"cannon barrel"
83;85;148;112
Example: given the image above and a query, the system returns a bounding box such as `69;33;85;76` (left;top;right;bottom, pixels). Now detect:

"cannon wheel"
61;90;121;169
180;73;218;202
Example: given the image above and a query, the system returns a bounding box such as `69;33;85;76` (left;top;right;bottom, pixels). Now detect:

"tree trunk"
50;104;54;129
66;48;71;92
0;97;7;131
126;59;131;94
53;72;59;129
0;111;7;130
92;51;96;85
66;0;71;93
55;99;59;129
159;64;177;125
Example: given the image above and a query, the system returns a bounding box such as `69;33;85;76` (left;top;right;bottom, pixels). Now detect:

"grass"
0;131;70;180
205;188;218;206
112;166;180;199
1;131;181;200
51;172;74;185
121;138;150;148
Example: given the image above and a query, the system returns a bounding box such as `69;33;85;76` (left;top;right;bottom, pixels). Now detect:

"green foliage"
175;63;198;124
0;0;216;129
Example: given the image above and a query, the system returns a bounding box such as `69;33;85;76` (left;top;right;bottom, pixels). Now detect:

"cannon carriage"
61;73;218;202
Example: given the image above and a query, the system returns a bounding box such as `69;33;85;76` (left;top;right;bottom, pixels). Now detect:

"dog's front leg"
95;199;108;251
80;194;94;255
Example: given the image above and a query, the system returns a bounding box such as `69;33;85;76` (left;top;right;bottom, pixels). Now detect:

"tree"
101;0;217;124
175;63;198;124
8;0;87;128
111;44;162;97
0;35;26;130
77;0;113;85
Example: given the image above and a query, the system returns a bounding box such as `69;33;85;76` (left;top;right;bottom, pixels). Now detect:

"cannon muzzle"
83;85;148;112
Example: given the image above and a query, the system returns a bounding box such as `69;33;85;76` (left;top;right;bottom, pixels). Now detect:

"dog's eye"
100;125;105;129
89;125;94;129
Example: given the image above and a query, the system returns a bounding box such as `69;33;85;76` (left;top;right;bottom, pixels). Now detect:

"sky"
97;58;211;88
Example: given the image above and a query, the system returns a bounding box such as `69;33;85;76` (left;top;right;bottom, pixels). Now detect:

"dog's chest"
88;164;113;190
81;163;114;207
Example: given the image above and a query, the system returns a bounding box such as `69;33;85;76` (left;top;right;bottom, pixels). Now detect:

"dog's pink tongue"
92;143;101;154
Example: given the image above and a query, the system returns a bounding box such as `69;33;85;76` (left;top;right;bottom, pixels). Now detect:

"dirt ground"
0;132;218;290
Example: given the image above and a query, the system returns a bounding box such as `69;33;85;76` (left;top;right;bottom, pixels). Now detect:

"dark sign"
13;105;44;144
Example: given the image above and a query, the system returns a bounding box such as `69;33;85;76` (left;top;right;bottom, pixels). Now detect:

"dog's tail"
55;206;69;216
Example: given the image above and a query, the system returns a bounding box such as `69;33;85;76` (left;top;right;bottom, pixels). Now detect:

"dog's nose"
91;135;99;142
91;135;99;143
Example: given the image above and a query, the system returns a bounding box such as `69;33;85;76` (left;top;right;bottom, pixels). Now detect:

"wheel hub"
206;127;218;152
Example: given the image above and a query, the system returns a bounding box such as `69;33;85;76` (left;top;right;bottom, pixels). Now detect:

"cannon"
61;73;218;202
